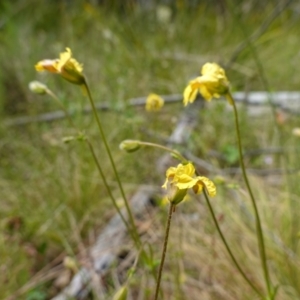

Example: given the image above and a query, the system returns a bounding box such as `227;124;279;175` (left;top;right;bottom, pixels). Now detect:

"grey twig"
5;91;300;127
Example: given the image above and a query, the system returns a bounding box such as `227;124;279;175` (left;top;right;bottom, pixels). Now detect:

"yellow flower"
162;163;216;204
183;62;230;106
35;48;85;85
145;93;164;111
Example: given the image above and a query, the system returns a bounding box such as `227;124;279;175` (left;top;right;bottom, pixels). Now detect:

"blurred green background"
1;0;300;299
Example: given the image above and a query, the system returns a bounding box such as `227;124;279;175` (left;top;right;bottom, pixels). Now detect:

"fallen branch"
5;91;300;126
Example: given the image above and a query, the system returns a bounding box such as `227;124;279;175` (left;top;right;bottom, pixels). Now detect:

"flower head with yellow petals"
35;48;85;85
183;62;230;106
162;162;216;204
145;93;164;112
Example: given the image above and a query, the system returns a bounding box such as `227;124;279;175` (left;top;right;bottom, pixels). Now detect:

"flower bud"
63;256;78;273
28;81;48;95
62;136;75;143
168;187;188;205
119;140;141;153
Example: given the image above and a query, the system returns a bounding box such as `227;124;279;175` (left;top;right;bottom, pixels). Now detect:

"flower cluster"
162;163;216;204
145;93;164;112
35;48;85;85
183;62;230;106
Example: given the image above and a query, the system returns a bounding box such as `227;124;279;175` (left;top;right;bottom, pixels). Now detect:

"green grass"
1;0;300;299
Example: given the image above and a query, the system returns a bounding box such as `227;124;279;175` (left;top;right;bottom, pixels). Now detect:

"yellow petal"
201;62;225;78
162;162;216;201
173;163;195;178
176;177;198;190
193;183;203;194
145;93;164;111
59;48;84;84
162;166;177;189
194;176;217;197
199;85;213;101
183;62;230;104
183;84;198;106
57;48;72;72
67;58;83;73
35;59;59;73
166;166;177;179
162;178;169;189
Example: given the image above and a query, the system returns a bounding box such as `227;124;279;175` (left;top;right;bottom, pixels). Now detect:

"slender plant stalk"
83;90;162;296
227;92;271;296
133;139;263;297
226;0;290;124
228;0;296;255
83;81;141;247
85;83;162;290
133;141;187;162
228;0;296;258
227;2;293;251
154;203;175;300
46;79;158;287
86;139;132;233
46;89;76;128
46;88;134;239
202;191;264;298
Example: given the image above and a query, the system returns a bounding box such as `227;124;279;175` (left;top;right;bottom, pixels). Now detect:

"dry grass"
1;0;300;299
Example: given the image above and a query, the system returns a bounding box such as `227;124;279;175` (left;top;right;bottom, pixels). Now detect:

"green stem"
134;141;188;163
202;191;263;298
46;88;135;242
85;139;132;234
154;203;175;300
227;92;271;296
226;0;284;125
128;139;262;296
228;0;294;254
83;81;141;247
46;89;76;128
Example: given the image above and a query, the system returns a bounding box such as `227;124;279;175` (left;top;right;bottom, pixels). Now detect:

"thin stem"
46;88;134;241
134;141;188;163
83;81;141;247
46;89;76;128
228;0;295;254
82;82;160;292
202;191;264;298
227;92;271;296
226;0;291;125
154;203;175;300
85;139;131;234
